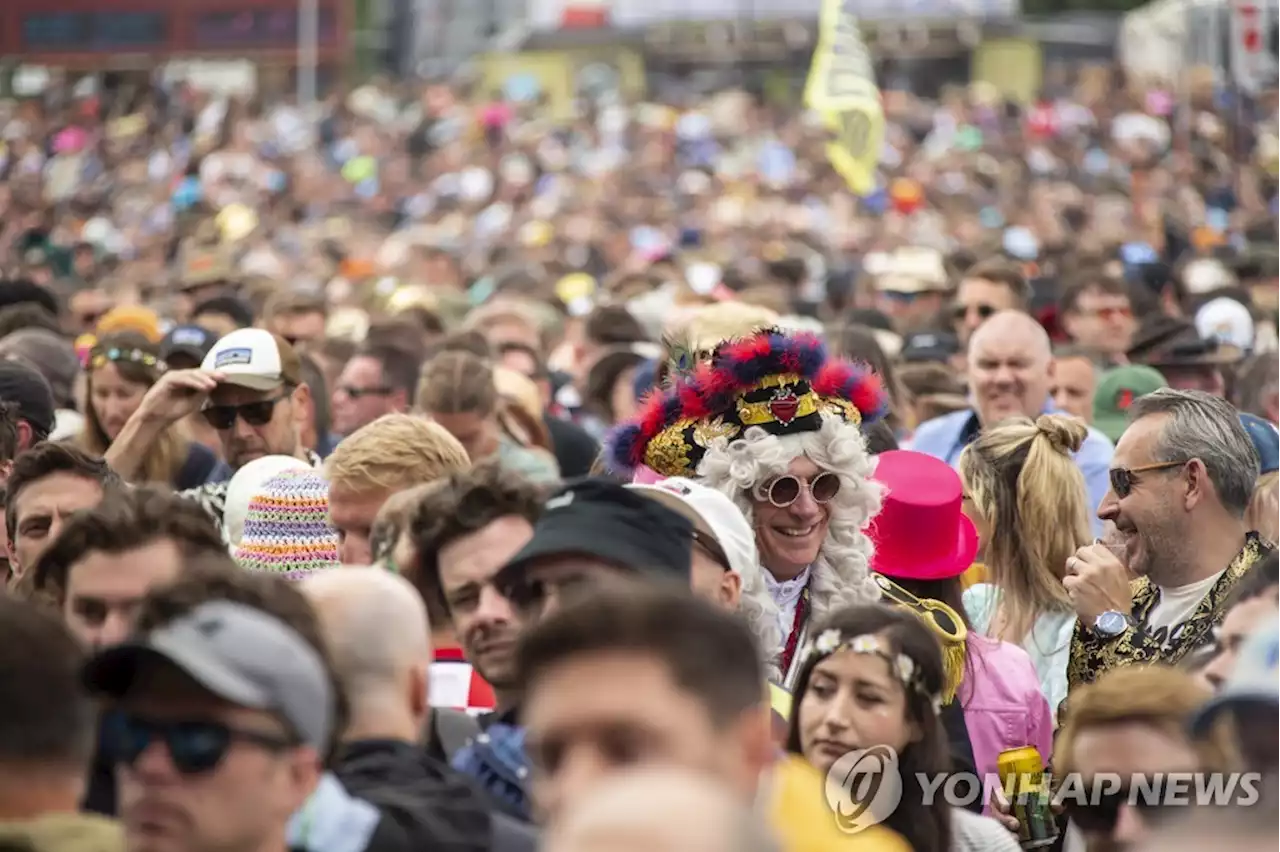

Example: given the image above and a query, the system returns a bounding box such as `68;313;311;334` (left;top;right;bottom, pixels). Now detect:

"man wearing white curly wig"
606;329;889;687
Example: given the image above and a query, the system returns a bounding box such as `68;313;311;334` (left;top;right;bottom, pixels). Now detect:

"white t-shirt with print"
1144;571;1224;651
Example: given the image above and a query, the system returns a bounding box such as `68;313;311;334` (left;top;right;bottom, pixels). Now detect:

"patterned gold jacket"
1068;533;1272;689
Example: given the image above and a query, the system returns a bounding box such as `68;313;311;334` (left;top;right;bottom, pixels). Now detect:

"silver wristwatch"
1092;610;1134;639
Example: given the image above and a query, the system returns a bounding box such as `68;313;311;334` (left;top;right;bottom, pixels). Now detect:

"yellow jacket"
765;756;912;852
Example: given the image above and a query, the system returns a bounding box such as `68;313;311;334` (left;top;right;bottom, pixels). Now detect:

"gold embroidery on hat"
692;416;740;448
823;397;863;425
644;418;697;476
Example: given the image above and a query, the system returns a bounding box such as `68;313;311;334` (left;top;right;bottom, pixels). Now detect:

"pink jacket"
959;634;1054;805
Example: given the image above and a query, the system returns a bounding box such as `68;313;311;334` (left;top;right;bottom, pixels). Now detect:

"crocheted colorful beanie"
233;468;340;580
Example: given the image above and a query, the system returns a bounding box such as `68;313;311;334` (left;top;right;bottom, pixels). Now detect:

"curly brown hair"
132;562;348;765
31;485;227;605
407;460;546;614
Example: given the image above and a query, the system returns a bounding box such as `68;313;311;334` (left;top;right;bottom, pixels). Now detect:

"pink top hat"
869;450;979;581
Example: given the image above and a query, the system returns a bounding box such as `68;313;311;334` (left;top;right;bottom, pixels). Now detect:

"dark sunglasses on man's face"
201;393;289;430
338;385;393;400
950;302;999;323
498;571;595;615
1063;782;1183;835
102;710;297;775
1108;460;1185;499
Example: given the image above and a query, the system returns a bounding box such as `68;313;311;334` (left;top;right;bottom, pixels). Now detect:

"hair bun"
1034;414;1087;455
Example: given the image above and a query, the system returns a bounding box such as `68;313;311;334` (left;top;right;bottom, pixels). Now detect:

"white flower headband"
800;629;943;713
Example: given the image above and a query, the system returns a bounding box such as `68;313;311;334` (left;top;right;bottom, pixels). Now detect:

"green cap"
1093;365;1168;442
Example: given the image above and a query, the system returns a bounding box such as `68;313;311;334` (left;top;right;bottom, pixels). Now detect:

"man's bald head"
968;309;1052;363
301;567;433;704
545;767;779;852
967;310;1056;426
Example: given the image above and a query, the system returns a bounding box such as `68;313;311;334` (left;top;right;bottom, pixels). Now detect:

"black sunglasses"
1109;460;1185;499
498;571;594;614
951;302;998;323
201;392;290;430
1063;783;1182;835
337;385;393;400
102;711;297;775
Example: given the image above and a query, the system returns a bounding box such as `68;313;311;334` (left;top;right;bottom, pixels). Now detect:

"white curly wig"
696;416;883;684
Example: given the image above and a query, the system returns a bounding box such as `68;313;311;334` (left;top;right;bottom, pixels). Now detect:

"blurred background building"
0;0;1273;102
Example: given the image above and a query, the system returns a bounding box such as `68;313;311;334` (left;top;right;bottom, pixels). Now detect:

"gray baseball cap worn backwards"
83;600;334;753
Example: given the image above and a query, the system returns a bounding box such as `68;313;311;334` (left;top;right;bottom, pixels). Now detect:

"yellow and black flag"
803;0;886;196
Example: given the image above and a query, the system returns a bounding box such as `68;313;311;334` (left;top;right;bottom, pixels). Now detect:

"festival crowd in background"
0;55;1275;852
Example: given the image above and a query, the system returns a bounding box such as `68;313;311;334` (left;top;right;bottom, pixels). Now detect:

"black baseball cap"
499;478;694;588
160;325;218;368
901;331;960;364
0;358;56;439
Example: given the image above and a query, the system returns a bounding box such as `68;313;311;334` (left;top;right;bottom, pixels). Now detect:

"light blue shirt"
905;404;1114;537
287;773;381;852
964;584;1075;723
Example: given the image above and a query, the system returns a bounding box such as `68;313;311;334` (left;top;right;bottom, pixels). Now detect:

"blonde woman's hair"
1246;471;1279;547
1056;665;1236;777
325;413;470;496
493;366;553;453
957;414;1090;642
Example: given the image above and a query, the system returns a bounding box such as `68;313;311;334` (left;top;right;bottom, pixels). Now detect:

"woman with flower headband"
606;329;887;686
79;332;224;490
786;604;1021;852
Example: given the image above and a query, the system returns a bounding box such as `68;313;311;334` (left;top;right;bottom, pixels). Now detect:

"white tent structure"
1121;0;1280;87
1121;0;1277;85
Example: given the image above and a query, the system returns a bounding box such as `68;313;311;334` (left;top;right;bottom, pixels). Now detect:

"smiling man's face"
969;322;1053;427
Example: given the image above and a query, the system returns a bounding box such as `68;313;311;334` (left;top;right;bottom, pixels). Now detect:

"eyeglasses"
757;472;841;508
201;393;290;430
950;302;998;323
102;710;297;775
1063;782;1182;835
337;385;393;400
1109;460;1186;499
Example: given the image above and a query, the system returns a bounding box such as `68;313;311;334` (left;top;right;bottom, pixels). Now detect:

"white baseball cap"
628;477;758;576
202;328;303;392
1195;296;1255;352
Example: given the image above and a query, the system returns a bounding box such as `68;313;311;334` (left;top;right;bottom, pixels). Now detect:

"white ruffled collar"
763;565;811;610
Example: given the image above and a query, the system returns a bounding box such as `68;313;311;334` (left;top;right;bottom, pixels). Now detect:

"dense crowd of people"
0;56;1275;852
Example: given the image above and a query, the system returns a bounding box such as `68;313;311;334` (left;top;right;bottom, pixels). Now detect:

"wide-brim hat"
604;329;887;478
869;450;979;581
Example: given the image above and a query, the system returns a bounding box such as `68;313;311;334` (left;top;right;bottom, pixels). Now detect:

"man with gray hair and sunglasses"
1067;388;1275;688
